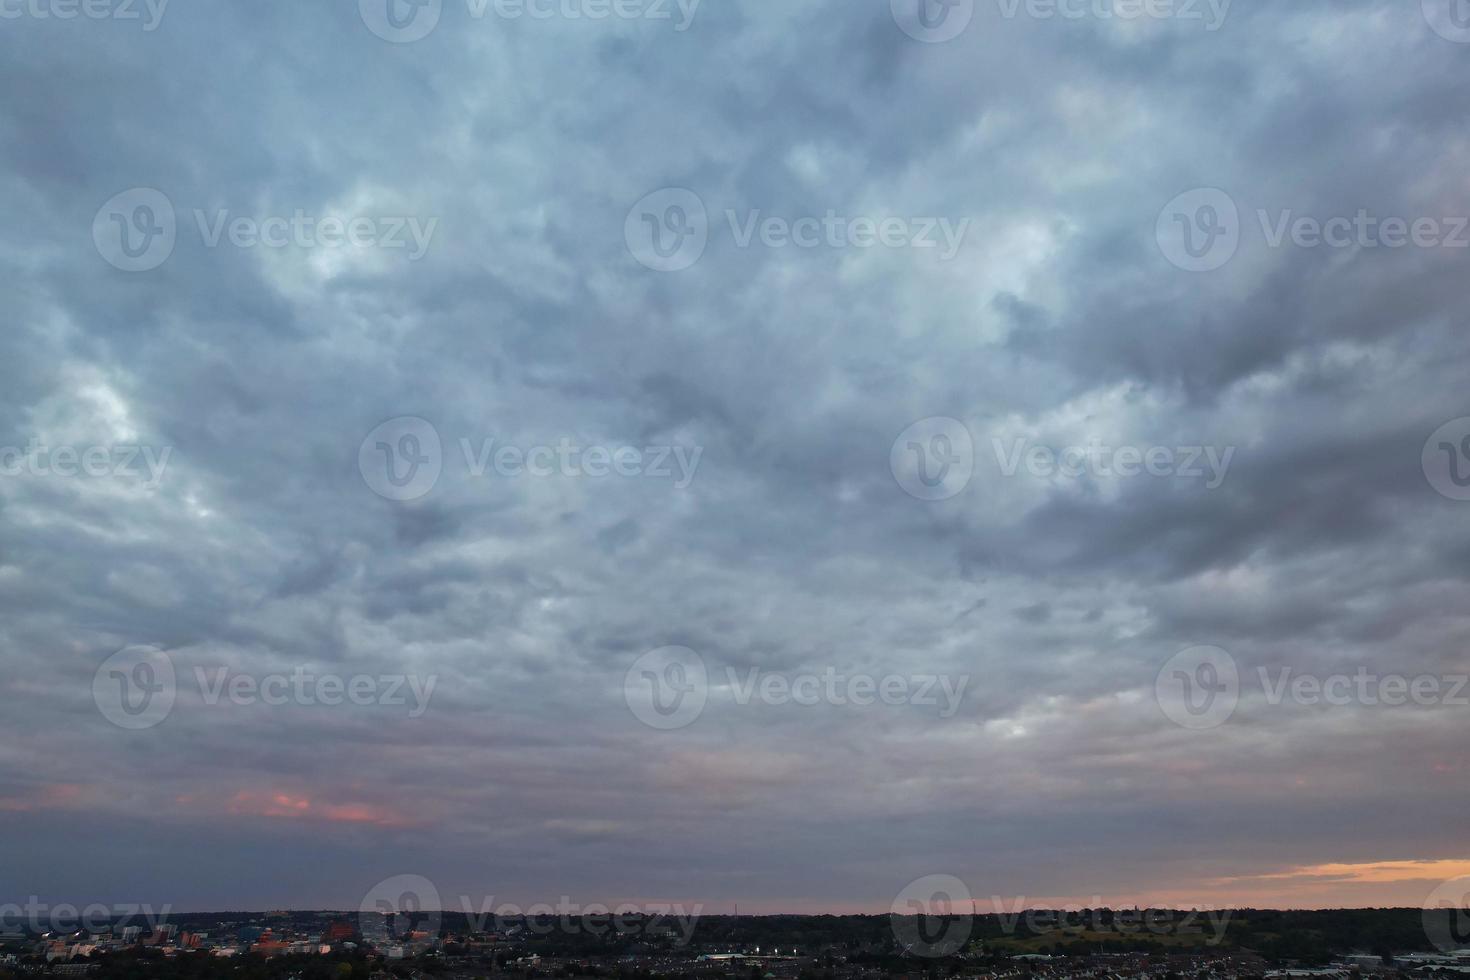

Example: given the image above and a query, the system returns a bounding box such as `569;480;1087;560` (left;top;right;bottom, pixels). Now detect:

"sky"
1;0;1469;918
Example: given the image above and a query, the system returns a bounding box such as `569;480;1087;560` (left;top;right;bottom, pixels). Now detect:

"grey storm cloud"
0;0;1467;913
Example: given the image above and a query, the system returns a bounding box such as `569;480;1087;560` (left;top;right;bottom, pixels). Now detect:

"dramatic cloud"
0;0;1467;914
